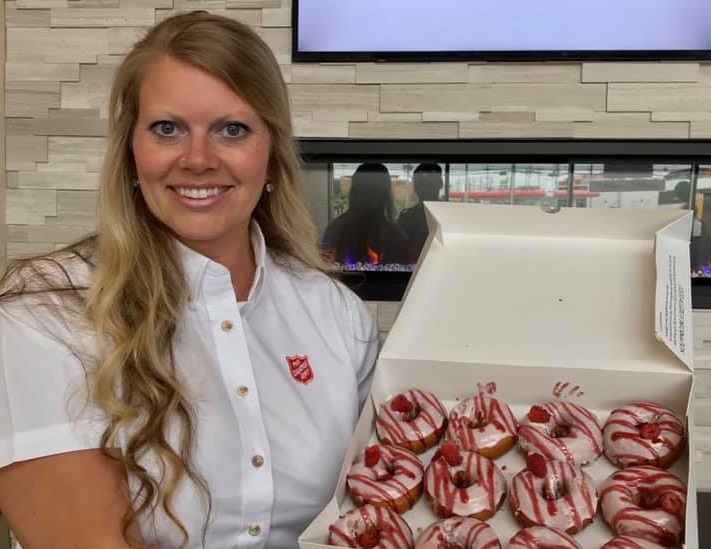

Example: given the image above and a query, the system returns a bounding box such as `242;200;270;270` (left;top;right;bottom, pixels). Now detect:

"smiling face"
131;55;272;261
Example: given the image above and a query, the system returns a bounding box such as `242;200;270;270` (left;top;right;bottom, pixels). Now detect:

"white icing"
518;401;603;465
509;459;598;534
329;504;414;549
603;402;685;467
600;465;686;546
424;449;506;519
415;517;501;549
446;394;519;454
347;444;424;508
505;526;582;549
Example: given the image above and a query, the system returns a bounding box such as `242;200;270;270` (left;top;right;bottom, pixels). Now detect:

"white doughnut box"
299;203;696;549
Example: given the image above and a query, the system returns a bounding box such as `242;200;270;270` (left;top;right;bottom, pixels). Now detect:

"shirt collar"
176;220;268;309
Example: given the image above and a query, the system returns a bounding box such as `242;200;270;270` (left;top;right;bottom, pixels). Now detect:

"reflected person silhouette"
322;163;413;268
397;163;444;259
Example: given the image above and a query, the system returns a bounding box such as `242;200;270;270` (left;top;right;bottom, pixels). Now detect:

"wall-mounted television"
292;0;711;63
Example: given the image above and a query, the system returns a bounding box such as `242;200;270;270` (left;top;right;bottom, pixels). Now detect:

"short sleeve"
0;307;104;468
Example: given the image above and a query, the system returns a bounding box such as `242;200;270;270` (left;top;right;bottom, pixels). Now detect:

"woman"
322;163;414;268
0;12;377;549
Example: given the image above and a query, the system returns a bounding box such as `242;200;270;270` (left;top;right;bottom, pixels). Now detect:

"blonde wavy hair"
1;11;327;546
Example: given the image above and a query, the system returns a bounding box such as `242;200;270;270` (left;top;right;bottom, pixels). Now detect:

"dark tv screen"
293;0;711;62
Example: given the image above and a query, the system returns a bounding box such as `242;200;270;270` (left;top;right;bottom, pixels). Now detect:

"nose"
179;135;219;173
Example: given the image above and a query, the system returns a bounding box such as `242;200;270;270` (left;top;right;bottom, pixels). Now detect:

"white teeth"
175;187;224;199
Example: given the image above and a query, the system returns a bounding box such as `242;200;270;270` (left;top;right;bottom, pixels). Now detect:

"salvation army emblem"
286;355;314;385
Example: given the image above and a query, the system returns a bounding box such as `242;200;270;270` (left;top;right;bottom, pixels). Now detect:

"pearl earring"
265;182;274;193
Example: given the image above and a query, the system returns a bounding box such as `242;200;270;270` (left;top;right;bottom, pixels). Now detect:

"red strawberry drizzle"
519;425;576;464
357;527;379;548
558;401;603;453
364;445;381;468
528;405;551;423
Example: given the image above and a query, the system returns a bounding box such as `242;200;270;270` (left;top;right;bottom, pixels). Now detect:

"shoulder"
267;254;374;330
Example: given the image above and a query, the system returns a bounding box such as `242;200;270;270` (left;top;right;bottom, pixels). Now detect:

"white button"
248;524;261;536
252;455;264;468
236;385;249;397
221;320;233;332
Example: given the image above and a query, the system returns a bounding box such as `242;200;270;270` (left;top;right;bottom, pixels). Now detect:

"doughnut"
602;402;685;469
505;526;582;549
446;393;519;459
414;517;501;549
423;441;506;520
600;465;686;547
518;402;603;465
328;503;414;549
600;536;671;549
347;443;424;513
509;453;598;535
376;389;447;454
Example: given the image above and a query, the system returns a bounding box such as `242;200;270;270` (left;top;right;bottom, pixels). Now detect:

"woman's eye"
152;121;177;136
222;123;246;138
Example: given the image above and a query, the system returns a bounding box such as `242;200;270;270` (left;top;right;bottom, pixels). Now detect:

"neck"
180;229;256;301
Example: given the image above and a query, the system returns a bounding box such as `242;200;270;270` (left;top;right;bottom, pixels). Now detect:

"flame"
366;245;381;265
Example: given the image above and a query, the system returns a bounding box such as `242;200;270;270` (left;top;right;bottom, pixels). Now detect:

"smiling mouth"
171;186;231;199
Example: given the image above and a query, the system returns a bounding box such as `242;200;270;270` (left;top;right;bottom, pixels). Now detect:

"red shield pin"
286;355;314;385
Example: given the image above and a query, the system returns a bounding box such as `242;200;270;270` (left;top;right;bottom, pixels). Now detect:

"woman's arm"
0;449;160;549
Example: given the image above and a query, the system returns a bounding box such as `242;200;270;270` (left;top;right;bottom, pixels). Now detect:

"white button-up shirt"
0;224;378;549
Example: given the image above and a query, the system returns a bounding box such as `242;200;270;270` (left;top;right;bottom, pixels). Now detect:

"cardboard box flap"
655;213;694;368
380;203;692;374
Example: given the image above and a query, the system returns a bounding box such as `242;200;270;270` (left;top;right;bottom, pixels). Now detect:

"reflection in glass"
309;160;707;278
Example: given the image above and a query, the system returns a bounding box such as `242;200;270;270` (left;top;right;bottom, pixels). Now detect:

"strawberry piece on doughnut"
363;445;381;468
435;441;463;466
639;422;661;440
390;394;413;414
357;527;379;549
526;453;547;478
659;491;684;516
528;405;551;423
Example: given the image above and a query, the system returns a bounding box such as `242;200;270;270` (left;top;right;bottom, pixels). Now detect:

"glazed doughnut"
328;503;414;549
505;526;582;549
446;393;519;459
600;465;686;547
415;517;501;549
509;454;598;535
600;536;671;549
376;389;447;454
603;402;685;469
518;402;603;465
424;441;506;520
347;443;424;513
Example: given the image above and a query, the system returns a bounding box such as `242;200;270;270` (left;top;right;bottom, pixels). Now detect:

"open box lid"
380;203;693;373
